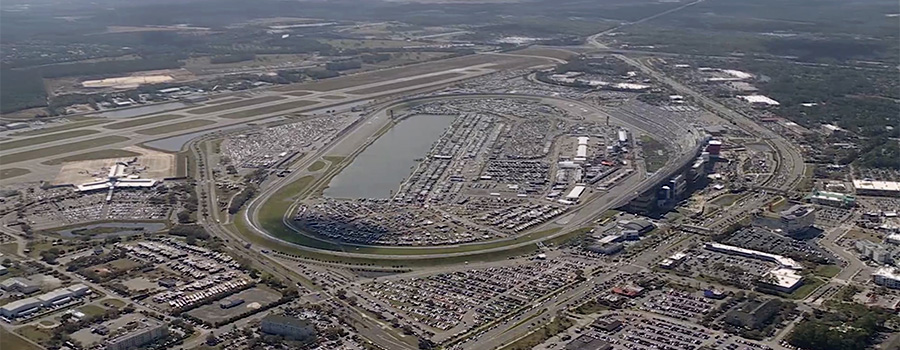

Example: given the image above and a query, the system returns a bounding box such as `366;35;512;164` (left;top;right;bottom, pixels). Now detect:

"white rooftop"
853;180;900;192
738;95;780;106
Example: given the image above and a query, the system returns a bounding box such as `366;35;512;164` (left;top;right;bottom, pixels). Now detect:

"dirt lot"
53;146;174;184
0;168;30;180
220;100;318;119
346;72;466;94
134;119;216;135
45;69;195;96
0;136;130;165
186;96;285;115
186;286;282;324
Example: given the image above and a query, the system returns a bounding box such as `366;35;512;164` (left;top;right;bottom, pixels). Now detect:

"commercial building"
658;252;687;269
853;180;900;197
618;219;655;235
104;317;169;350
887;234;900;245
586;243;623;255
590;319;623;332
260;314;317;340
704;242;803;270
565;335;613;350
763;268;803;293
807;190;856;208
753;205;815;235
873;267;900;289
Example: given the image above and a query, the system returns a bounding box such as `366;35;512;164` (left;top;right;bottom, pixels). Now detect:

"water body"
143;124;249;152
96;102;188;119
324;114;455;199
143;116;287;152
57;222;167;238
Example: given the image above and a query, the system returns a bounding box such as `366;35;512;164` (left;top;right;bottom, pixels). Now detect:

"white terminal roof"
853;180;900;192
739;95;780;106
566;185;586;200
577;137;589;145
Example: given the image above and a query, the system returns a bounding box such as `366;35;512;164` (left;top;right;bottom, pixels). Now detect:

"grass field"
641;135;668;173
307;161;326;172
1;136;130;165
814;265;842;279
205;97;243;104
77;304;107;317
322;39;430;49
220;100;319;119
15;325;51;346
345;72;466;94
186;96;285;115
272;54;503;92
285;91;312;97
318;95;345;100
2;327;41;350
783;277;825;300
710;194;740;207
103;114;185;130
496;315;573;350
101;298;126;308
11;119;107;136
42;149;142;165
0;167;30;180
134;120;216;135
0;129;100;150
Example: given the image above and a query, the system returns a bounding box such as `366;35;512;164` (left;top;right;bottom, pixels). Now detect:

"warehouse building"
853;180;900;197
0;276;43;294
0;297;42;318
0;284;90;318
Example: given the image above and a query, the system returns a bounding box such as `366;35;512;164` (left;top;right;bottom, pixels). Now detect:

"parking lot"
186;286;282;324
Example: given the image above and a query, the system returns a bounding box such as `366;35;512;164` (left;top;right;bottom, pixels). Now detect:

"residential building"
873;267;900;289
